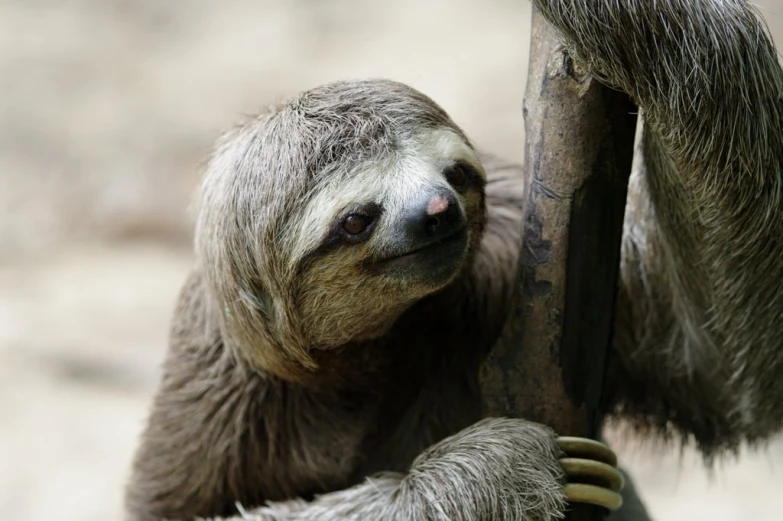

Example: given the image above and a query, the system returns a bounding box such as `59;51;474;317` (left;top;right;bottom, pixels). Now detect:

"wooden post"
479;7;638;520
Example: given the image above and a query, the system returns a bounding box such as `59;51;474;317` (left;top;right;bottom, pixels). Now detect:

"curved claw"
563;483;623;512
556;436;618;467
560;457;624;491
556;437;624;512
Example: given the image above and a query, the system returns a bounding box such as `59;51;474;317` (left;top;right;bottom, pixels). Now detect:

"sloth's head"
195;79;487;381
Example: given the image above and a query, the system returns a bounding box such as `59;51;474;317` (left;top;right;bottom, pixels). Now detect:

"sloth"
125;1;783;520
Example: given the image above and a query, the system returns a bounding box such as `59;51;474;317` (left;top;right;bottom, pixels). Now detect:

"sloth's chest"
257;319;483;500
252;388;385;501
258;373;479;501
348;364;483;481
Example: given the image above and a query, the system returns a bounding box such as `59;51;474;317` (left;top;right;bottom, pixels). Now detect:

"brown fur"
126;1;783;519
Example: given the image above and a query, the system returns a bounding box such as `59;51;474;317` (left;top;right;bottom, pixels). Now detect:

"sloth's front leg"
557;436;624;513
213;420;625;521
387;418;624;520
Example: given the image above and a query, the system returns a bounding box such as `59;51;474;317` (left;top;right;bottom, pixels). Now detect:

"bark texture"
480;8;638;519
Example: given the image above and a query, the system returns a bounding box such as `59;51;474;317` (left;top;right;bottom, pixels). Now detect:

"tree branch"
480;7;638;520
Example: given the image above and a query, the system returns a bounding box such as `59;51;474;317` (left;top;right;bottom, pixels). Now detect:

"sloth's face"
290;128;486;348
196;79;487;373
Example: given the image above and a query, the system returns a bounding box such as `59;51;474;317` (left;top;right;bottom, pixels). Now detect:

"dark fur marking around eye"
444;161;481;192
300;203;385;268
335;203;382;245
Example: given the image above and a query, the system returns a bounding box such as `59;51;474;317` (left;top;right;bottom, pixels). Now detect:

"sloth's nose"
403;191;465;244
424;193;462;237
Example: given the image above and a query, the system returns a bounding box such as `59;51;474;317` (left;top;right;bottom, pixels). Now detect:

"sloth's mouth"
372;226;469;268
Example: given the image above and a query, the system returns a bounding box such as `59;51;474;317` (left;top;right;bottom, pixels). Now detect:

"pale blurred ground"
1;1;782;520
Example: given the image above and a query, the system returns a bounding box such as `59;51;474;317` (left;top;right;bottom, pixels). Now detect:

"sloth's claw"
556;437;624;512
556;437;617;466
562;483;623;512
560;457;624;492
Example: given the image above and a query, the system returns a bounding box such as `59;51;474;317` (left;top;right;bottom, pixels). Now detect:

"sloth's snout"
374;190;469;276
424;193;462;238
403;191;465;245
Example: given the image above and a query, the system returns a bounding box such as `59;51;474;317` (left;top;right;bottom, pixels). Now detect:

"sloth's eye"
445;164;470;190
342;214;372;235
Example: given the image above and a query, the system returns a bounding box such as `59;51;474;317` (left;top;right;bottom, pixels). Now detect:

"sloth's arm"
208;419;565;521
532;0;783;453
133;406;565;521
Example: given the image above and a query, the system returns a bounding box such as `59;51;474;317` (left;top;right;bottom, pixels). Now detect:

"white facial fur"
286;127;485;265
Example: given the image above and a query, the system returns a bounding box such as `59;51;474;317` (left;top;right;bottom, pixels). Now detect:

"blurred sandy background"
1;1;782;520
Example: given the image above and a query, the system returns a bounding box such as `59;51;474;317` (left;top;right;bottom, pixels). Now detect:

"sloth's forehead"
405;128;483;174
317;127;482;188
304;128;482;209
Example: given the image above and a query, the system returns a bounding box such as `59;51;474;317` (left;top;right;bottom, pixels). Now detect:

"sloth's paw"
557;437;624;513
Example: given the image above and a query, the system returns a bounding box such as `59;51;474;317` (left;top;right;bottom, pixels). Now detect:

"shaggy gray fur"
533;0;783;456
125;1;783;520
